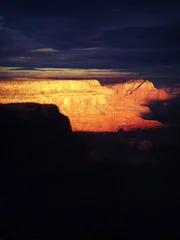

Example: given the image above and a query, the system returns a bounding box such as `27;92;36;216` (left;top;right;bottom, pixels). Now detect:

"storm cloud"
0;1;180;82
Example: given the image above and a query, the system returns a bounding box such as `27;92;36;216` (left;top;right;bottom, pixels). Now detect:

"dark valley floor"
0;103;180;239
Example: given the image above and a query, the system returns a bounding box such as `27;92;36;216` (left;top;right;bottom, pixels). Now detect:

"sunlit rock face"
107;79;169;104
0;79;171;132
105;79;171;131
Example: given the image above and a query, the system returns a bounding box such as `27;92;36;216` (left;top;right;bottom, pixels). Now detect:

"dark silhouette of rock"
0;103;179;239
0;103;73;176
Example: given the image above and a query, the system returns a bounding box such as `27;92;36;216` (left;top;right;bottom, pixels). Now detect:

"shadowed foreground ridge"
0;103;73;175
0;102;71;132
0;103;180;239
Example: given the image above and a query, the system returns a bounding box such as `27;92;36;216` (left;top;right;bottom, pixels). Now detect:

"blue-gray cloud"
1;2;180;83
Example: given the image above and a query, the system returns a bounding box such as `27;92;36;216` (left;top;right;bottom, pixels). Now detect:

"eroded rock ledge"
0;79;171;131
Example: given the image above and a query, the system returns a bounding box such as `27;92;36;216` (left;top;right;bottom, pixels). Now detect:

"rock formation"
0;79;171;132
162;83;180;96
107;79;170;103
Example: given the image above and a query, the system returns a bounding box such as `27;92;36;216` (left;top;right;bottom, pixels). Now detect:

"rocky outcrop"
0;103;75;177
105;79;171;131
0;79;113;113
107;79;170;104
0;79;171;132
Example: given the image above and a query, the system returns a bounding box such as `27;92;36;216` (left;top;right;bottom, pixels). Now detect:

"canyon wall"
0;79;171;131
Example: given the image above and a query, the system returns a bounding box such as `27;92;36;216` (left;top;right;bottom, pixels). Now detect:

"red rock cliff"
0;79;171;132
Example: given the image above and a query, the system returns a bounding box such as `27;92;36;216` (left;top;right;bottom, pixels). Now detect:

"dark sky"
0;1;180;82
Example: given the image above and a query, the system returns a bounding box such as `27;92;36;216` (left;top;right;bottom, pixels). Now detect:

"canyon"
0;79;172;132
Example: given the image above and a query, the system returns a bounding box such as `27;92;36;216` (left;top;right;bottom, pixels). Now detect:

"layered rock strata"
0;79;171;131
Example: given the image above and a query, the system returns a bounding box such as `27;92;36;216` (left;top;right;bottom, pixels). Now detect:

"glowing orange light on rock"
0;79;172;132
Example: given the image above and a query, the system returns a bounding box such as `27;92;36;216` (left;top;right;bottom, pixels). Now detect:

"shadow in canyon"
0;103;180;239
142;95;180;126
